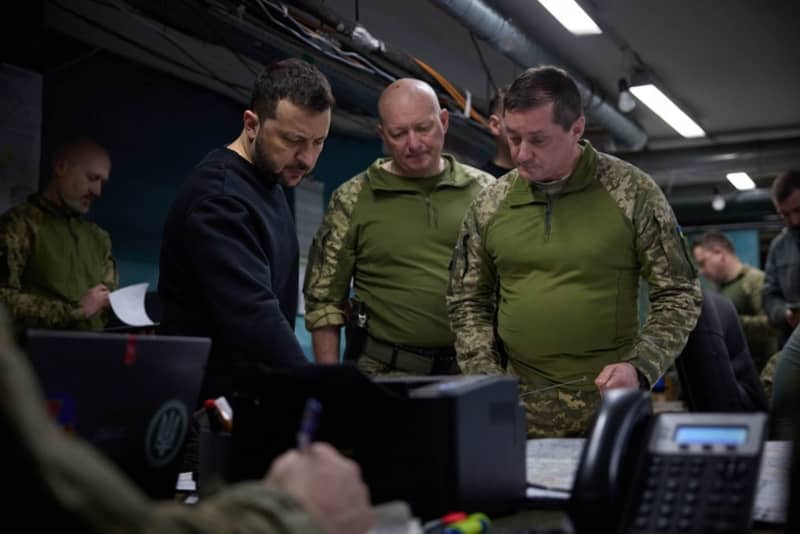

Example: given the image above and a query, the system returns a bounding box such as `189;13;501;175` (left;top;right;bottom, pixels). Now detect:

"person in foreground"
447;66;702;437
2;307;373;533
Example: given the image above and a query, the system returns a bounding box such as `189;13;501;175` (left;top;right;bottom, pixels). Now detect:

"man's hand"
265;442;374;534
594;362;639;395
785;307;800;329
80;284;111;318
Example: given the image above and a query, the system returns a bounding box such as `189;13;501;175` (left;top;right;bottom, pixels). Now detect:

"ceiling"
490;0;800;150
32;0;800;226
481;0;800;216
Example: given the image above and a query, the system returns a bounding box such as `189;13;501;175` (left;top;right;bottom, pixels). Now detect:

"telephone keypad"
627;454;758;533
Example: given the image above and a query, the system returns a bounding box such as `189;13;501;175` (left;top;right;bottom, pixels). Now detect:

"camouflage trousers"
512;365;602;438
518;384;601;438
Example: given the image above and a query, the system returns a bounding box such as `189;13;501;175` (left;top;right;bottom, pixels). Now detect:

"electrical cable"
278;3;395;82
412;56;488;127
50;0;251;97
253;0;392;81
106;0;251;99
176;0;260;77
469;31;498;95
262;0;396;83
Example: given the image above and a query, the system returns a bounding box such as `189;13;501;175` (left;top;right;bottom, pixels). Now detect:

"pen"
296;397;321;452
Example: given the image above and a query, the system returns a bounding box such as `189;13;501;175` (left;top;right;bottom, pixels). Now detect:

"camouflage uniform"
760;350;778;401
0;194;117;333
304;155;493;374
0;305;323;533
447;141;702;437
718;265;779;371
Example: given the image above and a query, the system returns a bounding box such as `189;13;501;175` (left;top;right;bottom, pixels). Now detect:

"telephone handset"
569;389;767;534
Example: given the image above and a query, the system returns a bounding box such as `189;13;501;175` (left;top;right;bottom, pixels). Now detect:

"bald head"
46;137;111;214
378;78;441;121
377;79;449;177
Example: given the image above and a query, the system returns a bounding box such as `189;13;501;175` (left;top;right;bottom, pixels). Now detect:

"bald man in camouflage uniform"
447;66;702;437
304;79;493;375
0;137;117;335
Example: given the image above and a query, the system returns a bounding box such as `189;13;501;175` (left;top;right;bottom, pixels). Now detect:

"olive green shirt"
304;155;493;347
0;194;117;333
448;141;703;389
719;264;779;370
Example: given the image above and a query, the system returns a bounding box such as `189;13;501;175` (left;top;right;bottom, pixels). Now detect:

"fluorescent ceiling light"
538;0;602;35
629;84;706;138
726;172;756;191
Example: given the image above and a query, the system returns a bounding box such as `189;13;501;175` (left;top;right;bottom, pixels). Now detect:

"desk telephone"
568;390;767;534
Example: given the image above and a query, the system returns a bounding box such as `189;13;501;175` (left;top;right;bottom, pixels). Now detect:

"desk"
501;438;792;533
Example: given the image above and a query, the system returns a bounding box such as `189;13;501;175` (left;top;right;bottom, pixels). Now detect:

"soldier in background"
303;78;493;375
478;86;514;178
447;66;702;437
691;230;779;371
0;136;117;336
763;170;800;344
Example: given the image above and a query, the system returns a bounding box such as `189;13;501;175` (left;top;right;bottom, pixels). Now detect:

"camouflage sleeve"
739;269;780;336
303;177;364;331
0;305;322;534
0;210;83;329
143;484;324;533
446;193;502;375
630;178;703;386
99;228;119;291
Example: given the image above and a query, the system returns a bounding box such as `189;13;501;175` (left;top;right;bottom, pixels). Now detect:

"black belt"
361;336;459;375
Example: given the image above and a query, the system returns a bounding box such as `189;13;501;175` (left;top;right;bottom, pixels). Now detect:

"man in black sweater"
159;58;335;400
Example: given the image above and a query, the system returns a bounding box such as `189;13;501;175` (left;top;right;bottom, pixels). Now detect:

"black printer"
230;365;526;518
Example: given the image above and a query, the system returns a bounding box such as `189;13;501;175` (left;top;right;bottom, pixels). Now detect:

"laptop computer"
24;329;211;499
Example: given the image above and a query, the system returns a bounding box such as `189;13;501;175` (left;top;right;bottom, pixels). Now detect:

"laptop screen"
24;329;210;499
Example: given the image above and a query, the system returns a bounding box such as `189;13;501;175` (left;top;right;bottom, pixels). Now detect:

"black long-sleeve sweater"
159;147;307;400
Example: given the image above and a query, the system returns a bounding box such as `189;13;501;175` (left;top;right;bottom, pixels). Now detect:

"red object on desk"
442;512;467;524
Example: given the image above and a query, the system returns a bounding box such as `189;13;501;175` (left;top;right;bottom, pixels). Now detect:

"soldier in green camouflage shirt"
691;230;780;371
304;79;493;375
0;137;117;335
447;67;702;437
0;305;373;533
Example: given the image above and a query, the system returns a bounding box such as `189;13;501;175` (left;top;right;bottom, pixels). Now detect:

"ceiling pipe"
428;0;648;151
621;137;800;187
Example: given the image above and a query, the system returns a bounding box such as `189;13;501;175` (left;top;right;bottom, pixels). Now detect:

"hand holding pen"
265;397;375;534
297;397;321;451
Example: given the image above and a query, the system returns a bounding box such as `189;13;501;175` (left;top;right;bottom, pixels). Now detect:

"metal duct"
621;137;800;188
428;0;648;151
